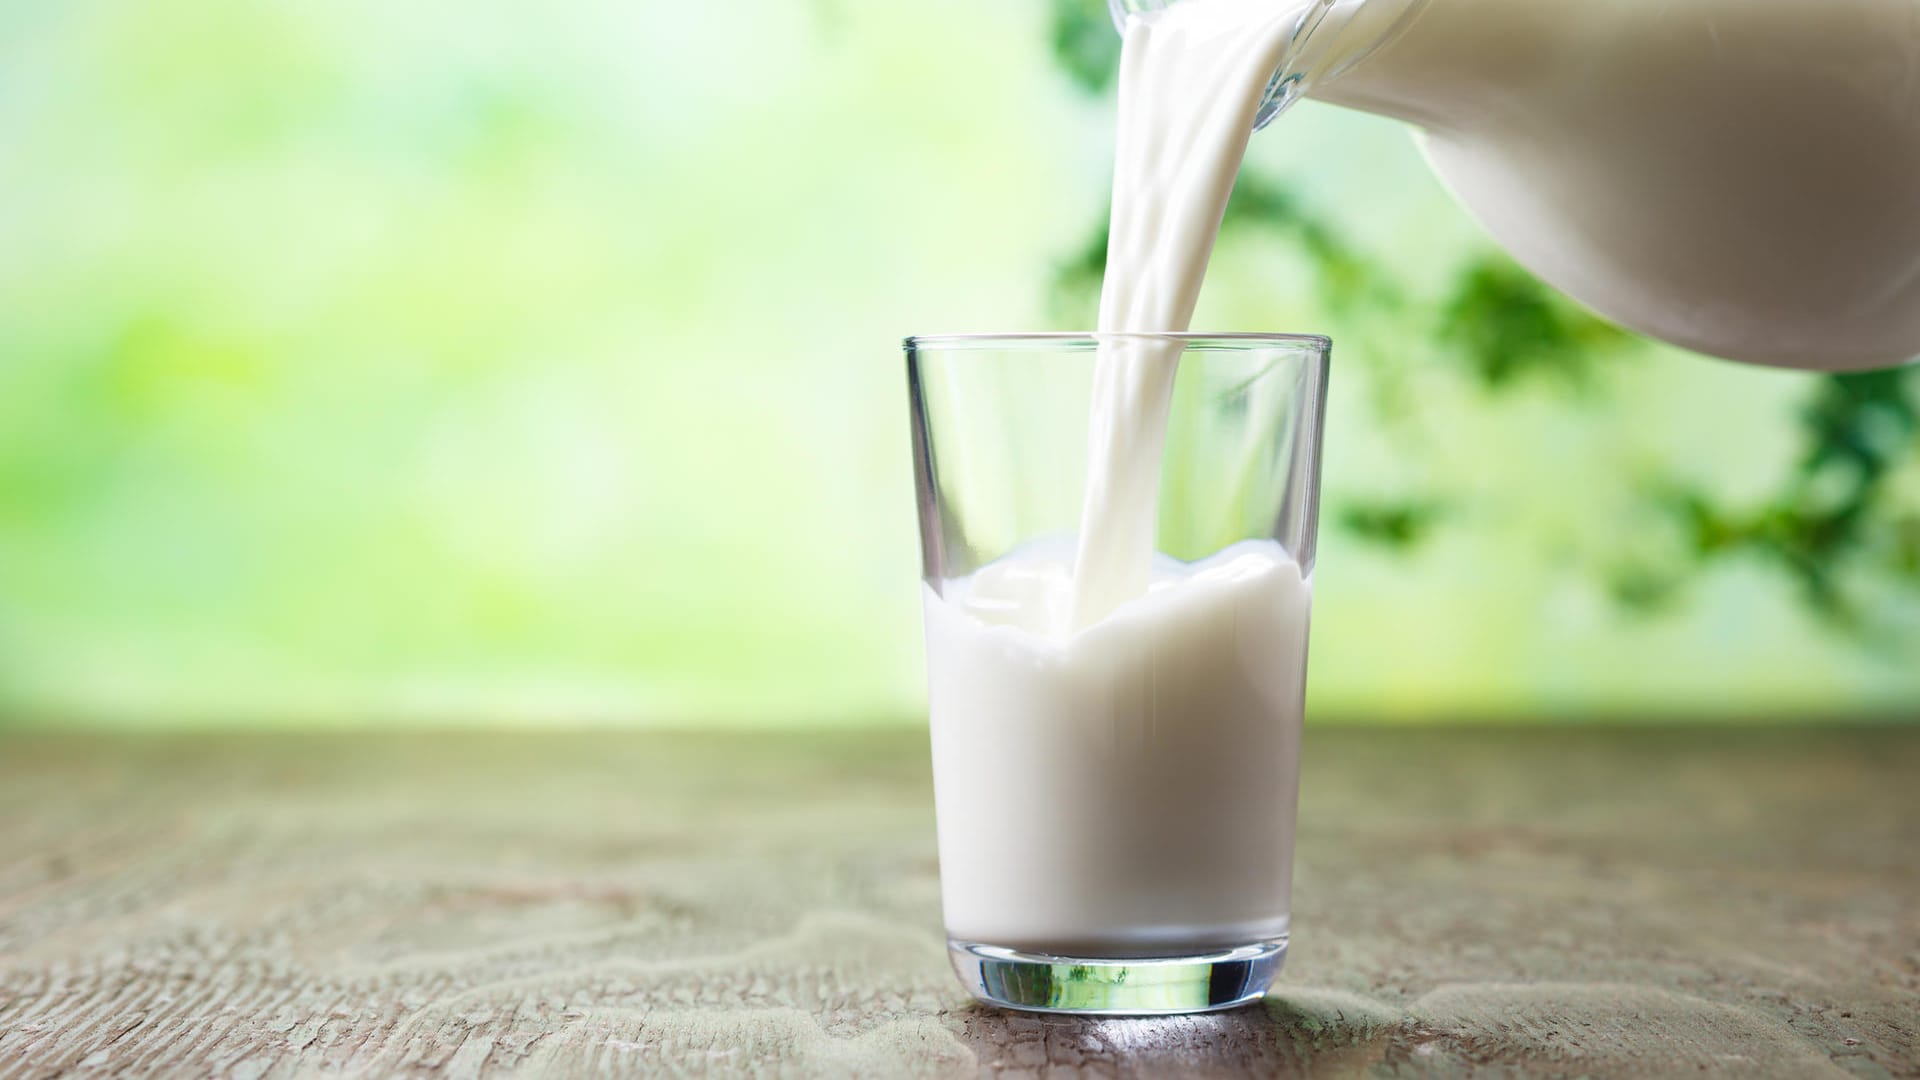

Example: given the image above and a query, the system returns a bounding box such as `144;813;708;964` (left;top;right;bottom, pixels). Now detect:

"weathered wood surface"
0;727;1916;1078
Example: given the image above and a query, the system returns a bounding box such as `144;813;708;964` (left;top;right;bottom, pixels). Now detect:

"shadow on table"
947;990;1403;1076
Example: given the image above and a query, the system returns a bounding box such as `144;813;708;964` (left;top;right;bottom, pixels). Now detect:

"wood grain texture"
0;727;1915;1078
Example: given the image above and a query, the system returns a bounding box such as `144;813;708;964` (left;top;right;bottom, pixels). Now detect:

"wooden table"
1;727;1915;1078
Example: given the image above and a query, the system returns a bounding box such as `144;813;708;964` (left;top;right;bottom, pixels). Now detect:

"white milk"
925;541;1312;955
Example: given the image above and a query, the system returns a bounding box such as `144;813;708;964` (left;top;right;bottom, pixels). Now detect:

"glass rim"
904;331;1331;352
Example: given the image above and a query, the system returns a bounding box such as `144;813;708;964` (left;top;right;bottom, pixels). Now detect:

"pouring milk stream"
924;0;1920;957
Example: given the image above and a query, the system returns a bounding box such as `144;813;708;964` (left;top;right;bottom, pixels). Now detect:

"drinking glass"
904;332;1331;1014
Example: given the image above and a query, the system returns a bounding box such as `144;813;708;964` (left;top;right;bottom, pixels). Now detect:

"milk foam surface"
924;541;1312;955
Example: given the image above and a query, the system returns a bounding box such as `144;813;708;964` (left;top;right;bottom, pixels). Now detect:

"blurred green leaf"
1799;367;1918;487
1436;256;1635;388
1049;0;1122;94
1628;368;1920;630
1339;498;1447;550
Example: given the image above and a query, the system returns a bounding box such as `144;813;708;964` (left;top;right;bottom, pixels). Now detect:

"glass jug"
1111;0;1920;372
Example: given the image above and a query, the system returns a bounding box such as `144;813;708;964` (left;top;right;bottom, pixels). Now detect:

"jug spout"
1109;0;1432;129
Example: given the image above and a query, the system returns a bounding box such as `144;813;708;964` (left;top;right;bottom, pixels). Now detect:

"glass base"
947;938;1288;1015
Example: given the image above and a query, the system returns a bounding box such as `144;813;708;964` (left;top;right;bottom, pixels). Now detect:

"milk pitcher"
1113;0;1920;371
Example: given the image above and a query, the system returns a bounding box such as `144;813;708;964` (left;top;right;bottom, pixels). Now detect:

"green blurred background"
2;0;1916;728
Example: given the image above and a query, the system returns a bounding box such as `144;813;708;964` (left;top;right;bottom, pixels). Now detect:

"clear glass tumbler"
905;332;1331;1014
